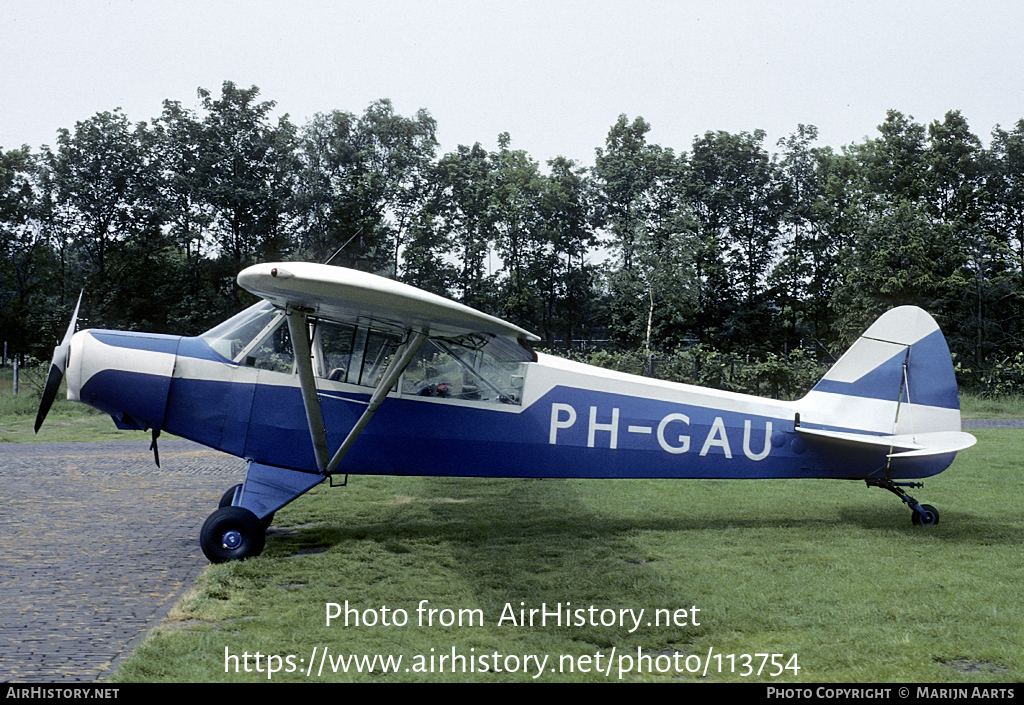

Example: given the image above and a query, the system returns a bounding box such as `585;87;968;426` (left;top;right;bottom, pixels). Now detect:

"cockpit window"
401;336;526;405
201;302;283;361
310;319;402;388
203;304;528;400
312;319;357;383
200;301;294;372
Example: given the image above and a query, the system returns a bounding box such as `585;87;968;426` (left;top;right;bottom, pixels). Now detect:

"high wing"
237;262;540;475
238;262;540;343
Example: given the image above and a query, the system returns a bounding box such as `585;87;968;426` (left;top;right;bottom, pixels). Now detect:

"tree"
419;143;498;310
294;100;437;273
149;100;213;263
836;112;938;337
0;146;57;358
198;82;298;265
534;156;601;347
990;120;1024;276
45;109;154;288
770;125;856;349
922;111;1003;363
593;116;692;352
488;133;547;330
688;129;788;349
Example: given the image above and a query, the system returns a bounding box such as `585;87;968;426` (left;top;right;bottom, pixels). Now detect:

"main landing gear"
200;505;266;563
200;462;326;563
866;478;940;526
200;484;272;563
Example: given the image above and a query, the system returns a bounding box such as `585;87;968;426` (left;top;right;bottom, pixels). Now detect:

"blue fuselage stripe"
78;335;956;482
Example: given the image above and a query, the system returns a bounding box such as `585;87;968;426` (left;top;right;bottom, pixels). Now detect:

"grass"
108;428;1023;683
0;366;151;442
959;392;1024;419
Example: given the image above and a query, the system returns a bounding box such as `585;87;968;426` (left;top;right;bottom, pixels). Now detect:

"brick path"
0;439;244;682
962;418;1024;429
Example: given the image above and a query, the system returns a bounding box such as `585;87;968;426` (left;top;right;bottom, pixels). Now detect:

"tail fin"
804;307;962;437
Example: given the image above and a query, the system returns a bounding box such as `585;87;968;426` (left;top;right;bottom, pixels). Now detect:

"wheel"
200;506;266;563
219;484;242;508
912;504;939;526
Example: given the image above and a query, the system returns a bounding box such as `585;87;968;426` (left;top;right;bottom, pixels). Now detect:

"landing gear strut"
199;461;326;563
866;478;940;526
219;483;274;528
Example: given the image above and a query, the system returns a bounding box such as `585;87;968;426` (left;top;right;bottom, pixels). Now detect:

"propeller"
150;428;161;468
34;292;83;433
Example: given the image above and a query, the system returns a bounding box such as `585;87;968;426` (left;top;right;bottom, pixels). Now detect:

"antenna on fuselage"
323;226;364;266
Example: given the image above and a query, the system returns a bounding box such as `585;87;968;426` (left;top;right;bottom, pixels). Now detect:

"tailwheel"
865;478;940;527
912;504;940;526
200;506;266;563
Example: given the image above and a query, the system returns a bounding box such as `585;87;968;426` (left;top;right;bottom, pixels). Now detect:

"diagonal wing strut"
286;309;425;474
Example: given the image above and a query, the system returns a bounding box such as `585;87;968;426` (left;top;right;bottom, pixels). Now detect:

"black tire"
200;506;266;563
219;484;242;509
912;504;940;526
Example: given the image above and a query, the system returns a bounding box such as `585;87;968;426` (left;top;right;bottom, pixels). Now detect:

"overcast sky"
3;0;1023;167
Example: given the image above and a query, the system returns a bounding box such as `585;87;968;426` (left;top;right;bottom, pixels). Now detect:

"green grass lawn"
0;371;147;442
108;428;1023;683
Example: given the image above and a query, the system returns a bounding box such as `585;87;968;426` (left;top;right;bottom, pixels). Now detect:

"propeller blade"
150;428;161;468
34;292;83;433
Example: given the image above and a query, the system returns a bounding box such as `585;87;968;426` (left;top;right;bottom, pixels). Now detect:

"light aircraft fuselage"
37;262;975;562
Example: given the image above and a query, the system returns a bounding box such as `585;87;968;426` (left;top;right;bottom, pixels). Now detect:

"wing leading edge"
238;262;540;343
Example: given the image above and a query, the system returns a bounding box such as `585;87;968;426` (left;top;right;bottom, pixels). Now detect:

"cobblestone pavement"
0;439;245;683
962;418;1024;428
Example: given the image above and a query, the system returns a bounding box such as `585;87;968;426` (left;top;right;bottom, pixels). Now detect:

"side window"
359;330;401;387
312;320;402;388
246;318;294;372
314;320;357;383
402;338;526;405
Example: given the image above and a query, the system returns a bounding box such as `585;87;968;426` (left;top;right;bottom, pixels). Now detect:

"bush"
584;345;828;400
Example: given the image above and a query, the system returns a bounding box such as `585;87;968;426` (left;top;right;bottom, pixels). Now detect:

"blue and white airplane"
35;262;977;562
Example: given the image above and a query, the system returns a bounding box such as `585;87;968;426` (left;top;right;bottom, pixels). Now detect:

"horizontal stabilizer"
797;426;977;458
885;431;978;458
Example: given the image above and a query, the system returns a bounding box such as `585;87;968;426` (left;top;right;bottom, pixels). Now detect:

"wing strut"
287;308;426;475
286;310;331;471
324;331;425;475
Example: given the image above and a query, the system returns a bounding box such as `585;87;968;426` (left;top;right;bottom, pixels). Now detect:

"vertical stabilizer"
803;307;961;435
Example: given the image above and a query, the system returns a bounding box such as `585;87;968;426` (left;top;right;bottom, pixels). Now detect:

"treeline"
2;81;1024;394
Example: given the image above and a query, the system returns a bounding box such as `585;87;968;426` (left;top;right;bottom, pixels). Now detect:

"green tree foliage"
6;85;1024;395
688;129;788;349
198;82;298;265
594;116;694;351
294;100;437;272
45;110;154;288
0;146;57;359
421;142;497;310
533;156;601;348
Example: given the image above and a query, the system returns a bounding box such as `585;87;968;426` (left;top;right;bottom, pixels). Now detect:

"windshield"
201;301;285;362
